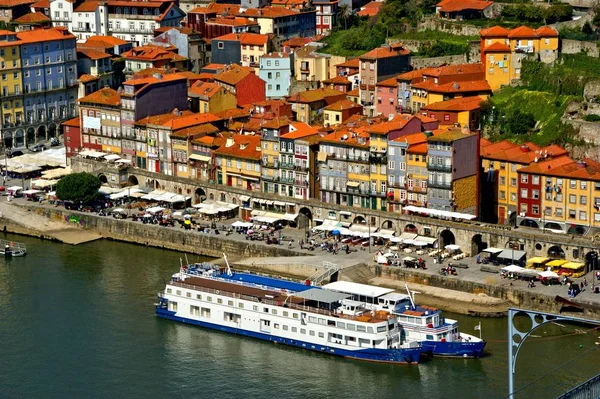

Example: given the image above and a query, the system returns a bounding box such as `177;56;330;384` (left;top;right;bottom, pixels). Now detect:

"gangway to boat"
308;261;339;286
0;239;27;257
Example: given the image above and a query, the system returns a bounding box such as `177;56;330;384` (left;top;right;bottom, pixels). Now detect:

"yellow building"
189;81;237;114
517;156;600;234
0;30;24;147
480;139;568;225
259;116;291;194
215;134;262;192
406;137;429;208
294;44;331;83
420;96;482;130
481;25;559;91
170;123;219;179
287;88;345;124
323;99;363;127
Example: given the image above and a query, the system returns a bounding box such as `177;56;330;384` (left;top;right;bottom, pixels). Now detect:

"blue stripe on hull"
421;340;486;358
156;309;421;364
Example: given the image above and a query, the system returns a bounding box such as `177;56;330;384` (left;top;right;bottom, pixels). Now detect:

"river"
0;234;598;399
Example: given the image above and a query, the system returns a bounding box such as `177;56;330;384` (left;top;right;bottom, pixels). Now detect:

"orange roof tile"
323;75;352;85
86;35;129;46
283;122;320;139
483;42;511;52
78;87;121;106
535;25;558;37
122;45;187;62
424;63;484;77
376;77;398;87
16;27;75;43
480;25;509;37
289;87;345;104
421;96;483;112
32;0;50;8
136;110;194;127
160;112;221;130
74;1;99;12
214;64;256;86
414;114;437;124
212;32;269;46
347;88;359;97
77;47;111;60
357;1;383;16
360;44;410;60
238;6;298;18
437;0;492;13
396;68;433;83
0;0;35;7
480;140;568;164
412;79;491;94
204;63;226;70
13;11;50;23
508;25;538;39
335;58;360;69
189;3;240;14
320;127;370;148
215;134;262;160
191;134;226;147
78;74;99;83
282;36;312;48
189;81;224;99
213;107;250;120
206;16;259;27
369;114;415;135
262;116;291;129
62;117;80;127
325;99;363;112
170;123;219;138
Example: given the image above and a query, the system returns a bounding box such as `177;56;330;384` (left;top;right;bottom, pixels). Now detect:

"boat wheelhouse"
156;268;422;365
322;281;486;358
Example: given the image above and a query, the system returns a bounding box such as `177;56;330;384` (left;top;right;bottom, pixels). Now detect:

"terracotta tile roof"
516;155;576;176
396;68;432;83
191;134;226;147
408;142;428;154
62;117;80;127
347;88;359;97
170;123;219;138
480;140;568;164
508;25;539;39
336;58;360;70
77;47;111;60
414;114;437;124
360;44;410;60
393;131;428;145
78;87;121;106
204;63;226;70
283;121;320;139
369;114;415;135
424;63;484;78
13;11;50;23
161;112;221;130
428;126;472;142
197;72;215;81
421;96;483;112
78;74;100;83
323;75;352;85
122;45;187;62
480;25;510;37
214;64;255;86
189;81;224;100
282;36;312;48
16;27;75;43
437;0;492;13
262;116;291;129
32;0;50;8
413;79;491;94
376;77;398;87
324;99;363;112
74;1;99;12
262;51;291;59
357;1;383;16
189;3;240;14
535;26;559;37
289;88;345;103
86;35;129;46
206;16;259;27
213;107;249;120
483;42;511;52
212;32;269;46
0;0;35;7
320;127;370;148
238;6;298;18
215;134;262;160
135;110;194;127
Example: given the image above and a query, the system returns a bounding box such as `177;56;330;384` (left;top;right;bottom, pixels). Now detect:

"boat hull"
156;308;421;365
421;340;486;358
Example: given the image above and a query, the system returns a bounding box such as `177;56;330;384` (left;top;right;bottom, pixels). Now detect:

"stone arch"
547;245;565;259
381;219;395;230
98;173;108;184
567;225;587;236
508;212;517;226
14;129;24;147
177;187;183;194
299;206;312;221
128;175;139;186
195;187;206;203
231;197;237;205
26;127;35;146
519;218;539;229
36;125;46;141
3;131;13;148
471;234;486;255
404;223;418;233
439;229;455;247
586;251;598;271
543;222;563;232
209;193;215;201
353;215;366;224
48;123;57;138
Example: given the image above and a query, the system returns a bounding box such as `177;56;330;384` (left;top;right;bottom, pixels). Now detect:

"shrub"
583;114;600;122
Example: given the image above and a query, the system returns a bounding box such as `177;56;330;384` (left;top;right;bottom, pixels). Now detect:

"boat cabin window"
308;316;317;323
217;299;223;304
263;307;269;313
318;332;324;338
283;325;288;331
176;290;181;296
274;323;279;329
207;296;212;302
292;313;298;319
167;288;172;294
169;301;178;311
347;336;356;342
309;330;315;336
300;328;306;334
357;325;366;332
253;305;258;311
377;326;386;333
328;320;336;326
347;324;356;331
292;327;297;332
196;294;202;300
367;327;374;333
228;300;233;306
426;334;434;340
272;309;277;315
238;303;244;308
318;318;326;325
283;311;289;317
186;292;191;298
337;321;345;329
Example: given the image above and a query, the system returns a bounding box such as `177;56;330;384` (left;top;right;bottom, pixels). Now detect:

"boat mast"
405;283;417;310
223;252;233;276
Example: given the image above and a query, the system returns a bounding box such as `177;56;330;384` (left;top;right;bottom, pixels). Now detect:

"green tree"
56;173;102;203
505;110;536;135
593;1;600;26
337;4;351;30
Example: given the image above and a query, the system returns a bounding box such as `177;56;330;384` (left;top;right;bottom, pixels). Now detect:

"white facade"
72;5;109;43
50;0;73;32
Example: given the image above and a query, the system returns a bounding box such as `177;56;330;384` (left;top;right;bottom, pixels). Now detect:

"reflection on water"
0;234;598;399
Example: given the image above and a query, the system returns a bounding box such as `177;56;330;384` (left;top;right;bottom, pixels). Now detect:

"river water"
0;234;598;399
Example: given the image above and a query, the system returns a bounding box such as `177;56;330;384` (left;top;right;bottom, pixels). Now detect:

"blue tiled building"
259;52;293;99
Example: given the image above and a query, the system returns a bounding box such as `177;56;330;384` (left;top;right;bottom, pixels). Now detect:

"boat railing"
0;238;26;252
169;281;391;322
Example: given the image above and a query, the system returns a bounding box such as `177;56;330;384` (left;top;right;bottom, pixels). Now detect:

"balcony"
407;185;426;193
294;165;308;172
279;177;294;184
369;154;387;164
428;163;452;172
294;180;308;187
109;26;155;34
108;13;158;21
368;190;387;197
249;62;259;68
515;46;534;54
279;162;294;169
347;155;369;163
1;90;23;99
428;180;452;189
361;100;373;106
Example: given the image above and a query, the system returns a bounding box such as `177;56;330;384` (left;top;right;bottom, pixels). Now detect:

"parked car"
29;143;46;152
50;137;60;147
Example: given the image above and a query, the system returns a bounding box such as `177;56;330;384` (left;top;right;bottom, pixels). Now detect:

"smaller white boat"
0;239;27;257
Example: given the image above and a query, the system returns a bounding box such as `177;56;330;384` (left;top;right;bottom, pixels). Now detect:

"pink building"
375;77;399;119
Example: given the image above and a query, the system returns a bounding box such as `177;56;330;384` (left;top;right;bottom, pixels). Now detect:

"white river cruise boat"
155;265;422;364
322;281;486;358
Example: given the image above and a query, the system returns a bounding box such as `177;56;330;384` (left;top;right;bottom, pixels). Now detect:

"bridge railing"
556;373;600;399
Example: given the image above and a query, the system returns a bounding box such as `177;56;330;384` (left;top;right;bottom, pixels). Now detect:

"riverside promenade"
2;198;600;318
